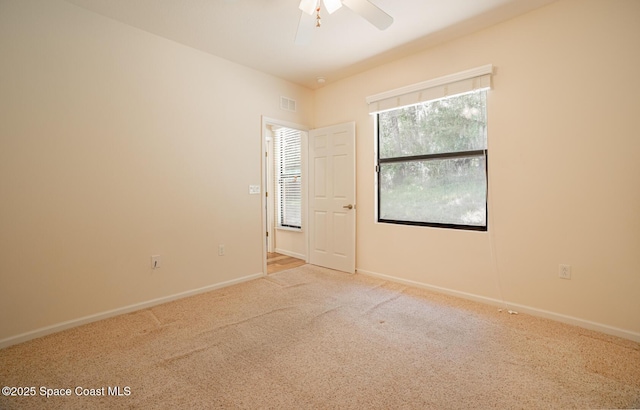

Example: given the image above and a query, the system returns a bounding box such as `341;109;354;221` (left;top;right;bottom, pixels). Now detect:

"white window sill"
277;226;303;233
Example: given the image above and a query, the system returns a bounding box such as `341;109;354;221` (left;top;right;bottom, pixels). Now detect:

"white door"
308;122;356;273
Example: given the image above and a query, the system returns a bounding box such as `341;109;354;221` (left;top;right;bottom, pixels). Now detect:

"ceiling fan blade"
323;0;343;14
299;0;318;15
294;11;315;45
342;0;393;30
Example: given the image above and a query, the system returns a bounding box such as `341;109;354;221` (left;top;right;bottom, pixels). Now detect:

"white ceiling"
64;0;556;89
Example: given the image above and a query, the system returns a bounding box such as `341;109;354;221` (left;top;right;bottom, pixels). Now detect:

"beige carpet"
1;264;639;409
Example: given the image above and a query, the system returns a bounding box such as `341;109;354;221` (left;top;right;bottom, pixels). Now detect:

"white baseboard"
357;268;640;343
274;248;307;262
0;272;265;349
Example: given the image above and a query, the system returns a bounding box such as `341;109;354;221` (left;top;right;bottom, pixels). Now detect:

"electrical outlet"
151;255;161;269
559;264;571;280
218;244;225;256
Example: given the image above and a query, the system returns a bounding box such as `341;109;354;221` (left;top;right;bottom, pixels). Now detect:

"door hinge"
266;231;269;237
375;165;380;173
265;191;268;197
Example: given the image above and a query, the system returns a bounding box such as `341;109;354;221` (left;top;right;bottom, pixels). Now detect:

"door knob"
343;204;353;210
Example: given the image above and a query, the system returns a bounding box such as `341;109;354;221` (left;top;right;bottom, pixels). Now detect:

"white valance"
366;64;493;114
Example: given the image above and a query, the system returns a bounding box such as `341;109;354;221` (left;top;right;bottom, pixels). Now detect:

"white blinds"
274;127;302;229
366;64;493;114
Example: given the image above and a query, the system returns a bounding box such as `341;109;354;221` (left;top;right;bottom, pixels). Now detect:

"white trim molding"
366;64;493;105
356;268;640;343
366;64;493;114
0;272;264;349
274;248;307;262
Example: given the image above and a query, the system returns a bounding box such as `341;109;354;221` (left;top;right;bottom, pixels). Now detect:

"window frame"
375;94;489;232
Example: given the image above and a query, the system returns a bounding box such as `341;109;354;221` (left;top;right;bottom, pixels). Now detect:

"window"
274;127;302;229
376;89;488;231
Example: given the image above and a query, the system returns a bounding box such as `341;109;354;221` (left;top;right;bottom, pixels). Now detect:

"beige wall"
315;0;640;337
0;0;312;342
1;0;638;345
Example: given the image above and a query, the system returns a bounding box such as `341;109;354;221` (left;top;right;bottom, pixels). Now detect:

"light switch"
249;185;261;195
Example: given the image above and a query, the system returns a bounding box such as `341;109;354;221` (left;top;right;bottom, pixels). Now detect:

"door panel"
314;157;327;197
333;214;348;256
309;122;356;273
333;154;348;198
314;211;327;252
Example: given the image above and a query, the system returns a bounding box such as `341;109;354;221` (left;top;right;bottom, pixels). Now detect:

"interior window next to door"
274;127;302;229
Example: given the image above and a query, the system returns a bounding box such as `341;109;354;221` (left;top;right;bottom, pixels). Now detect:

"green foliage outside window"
377;90;488;229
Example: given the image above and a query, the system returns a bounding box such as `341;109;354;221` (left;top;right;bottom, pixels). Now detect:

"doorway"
261;117;309;275
267;252;306;274
261;118;356;275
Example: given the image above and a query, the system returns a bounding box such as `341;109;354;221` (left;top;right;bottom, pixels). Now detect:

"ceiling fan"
295;0;394;45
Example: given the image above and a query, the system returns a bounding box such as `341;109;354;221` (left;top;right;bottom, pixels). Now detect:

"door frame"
261;116;309;275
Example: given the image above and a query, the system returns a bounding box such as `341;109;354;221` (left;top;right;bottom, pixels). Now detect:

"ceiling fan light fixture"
295;0;392;45
299;0;318;15
323;0;343;14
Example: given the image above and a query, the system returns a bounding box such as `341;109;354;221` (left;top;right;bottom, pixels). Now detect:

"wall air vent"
280;96;297;112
